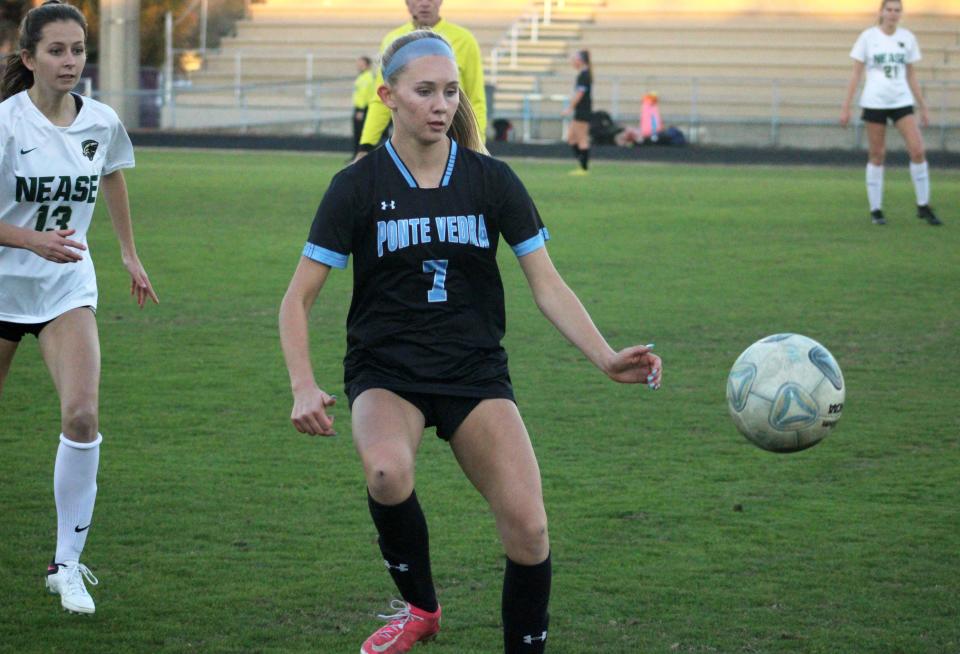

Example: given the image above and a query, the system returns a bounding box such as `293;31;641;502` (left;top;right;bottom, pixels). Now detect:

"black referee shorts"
346;383;515;441
861;106;914;125
0;318;53;342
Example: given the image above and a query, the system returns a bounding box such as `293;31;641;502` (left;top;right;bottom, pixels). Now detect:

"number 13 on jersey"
35;205;72;231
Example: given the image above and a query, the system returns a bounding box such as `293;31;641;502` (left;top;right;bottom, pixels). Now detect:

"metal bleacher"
162;0;960;150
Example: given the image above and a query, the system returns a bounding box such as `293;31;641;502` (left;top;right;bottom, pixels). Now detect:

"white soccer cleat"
46;561;98;614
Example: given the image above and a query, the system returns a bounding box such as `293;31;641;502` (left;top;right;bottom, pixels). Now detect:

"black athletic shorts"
346;383;516;441
0;318;54;342
862;106;913;125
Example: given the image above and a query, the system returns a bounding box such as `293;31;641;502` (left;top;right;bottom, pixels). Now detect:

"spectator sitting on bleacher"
618;92;661;145
353;0;486;161
615;92;686;147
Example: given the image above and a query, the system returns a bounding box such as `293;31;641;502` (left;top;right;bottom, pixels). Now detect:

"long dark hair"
380;30;487;155
577;50;592;84
1;0;88;101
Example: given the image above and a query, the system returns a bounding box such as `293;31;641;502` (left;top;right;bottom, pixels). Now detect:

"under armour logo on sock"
381;200;396;210
384;560;409;572
523;631;547;644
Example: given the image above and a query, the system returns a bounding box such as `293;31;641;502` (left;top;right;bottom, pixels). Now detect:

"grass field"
1;149;958;654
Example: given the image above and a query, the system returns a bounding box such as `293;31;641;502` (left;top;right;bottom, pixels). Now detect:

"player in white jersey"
0;1;158;615
840;0;942;226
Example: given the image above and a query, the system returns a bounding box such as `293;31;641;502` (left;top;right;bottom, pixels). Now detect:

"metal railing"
159;75;356;132
489;0;579;85
81;64;958;149
508;74;960;149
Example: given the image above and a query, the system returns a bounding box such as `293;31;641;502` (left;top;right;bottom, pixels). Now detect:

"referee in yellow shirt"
352;56;376;158
355;0;486;158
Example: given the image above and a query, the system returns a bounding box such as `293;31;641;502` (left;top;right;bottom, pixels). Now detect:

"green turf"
1;150;958;654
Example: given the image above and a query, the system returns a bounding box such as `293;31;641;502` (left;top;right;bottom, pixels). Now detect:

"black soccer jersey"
305;140;549;397
573;70;593;121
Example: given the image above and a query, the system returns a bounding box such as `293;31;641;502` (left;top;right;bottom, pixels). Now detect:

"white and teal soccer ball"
726;333;845;453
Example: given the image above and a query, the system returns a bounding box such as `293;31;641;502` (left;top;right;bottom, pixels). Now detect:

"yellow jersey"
359;18;486;147
352;69;376;109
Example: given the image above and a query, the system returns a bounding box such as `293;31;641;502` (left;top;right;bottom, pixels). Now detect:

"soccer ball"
726;333;845;453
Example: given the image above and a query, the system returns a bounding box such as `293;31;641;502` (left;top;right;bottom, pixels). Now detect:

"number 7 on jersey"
422;259;448;303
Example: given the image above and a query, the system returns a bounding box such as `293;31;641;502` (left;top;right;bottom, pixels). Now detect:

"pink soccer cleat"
360;600;441;654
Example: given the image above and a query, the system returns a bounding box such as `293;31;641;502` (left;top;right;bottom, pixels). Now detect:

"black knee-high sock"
502;553;552;653
367;490;438;612
578;147;589;170
570;145;581;164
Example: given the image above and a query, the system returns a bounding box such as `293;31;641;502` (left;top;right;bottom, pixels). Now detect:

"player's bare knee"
365;460;414;501
503;513;549;560
62;405;99;442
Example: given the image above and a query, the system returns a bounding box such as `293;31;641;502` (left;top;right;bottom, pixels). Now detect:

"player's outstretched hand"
291;386;337;436
28;228;86;263
604;344;662;390
123;255;159;308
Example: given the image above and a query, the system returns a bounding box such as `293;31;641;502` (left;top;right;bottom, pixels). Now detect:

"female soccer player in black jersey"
279;30;661;654
562;50;592;175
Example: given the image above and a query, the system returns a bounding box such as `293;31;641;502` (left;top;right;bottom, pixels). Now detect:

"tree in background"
0;1;33;56
0;0;247;67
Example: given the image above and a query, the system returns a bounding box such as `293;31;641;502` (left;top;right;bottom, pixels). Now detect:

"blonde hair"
380;30;488;155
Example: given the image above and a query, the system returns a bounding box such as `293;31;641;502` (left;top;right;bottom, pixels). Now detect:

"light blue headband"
382;37;455;81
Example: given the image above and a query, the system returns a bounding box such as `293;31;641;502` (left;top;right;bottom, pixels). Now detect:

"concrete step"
487;62;556;74
579;24;959;48
201;55;360;77
485;53;557;66
172;93;349;110
513;26;582;40
250;4;525;20
594;7;960;30
231;20;510;37
492;42;570;55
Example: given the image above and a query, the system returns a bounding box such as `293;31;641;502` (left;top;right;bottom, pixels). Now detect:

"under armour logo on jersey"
384;560;409;572
81;139;99;161
898;41;905;48
523;631;547;644
381;200;396;210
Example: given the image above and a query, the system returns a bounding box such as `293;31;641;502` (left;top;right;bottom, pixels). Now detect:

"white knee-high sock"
866;164;884;212
54;433;101;563
909;160;930;206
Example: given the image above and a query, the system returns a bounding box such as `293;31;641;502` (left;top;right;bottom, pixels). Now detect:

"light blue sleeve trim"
302;242;349;268
575;85;588;93
512;231;546;258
